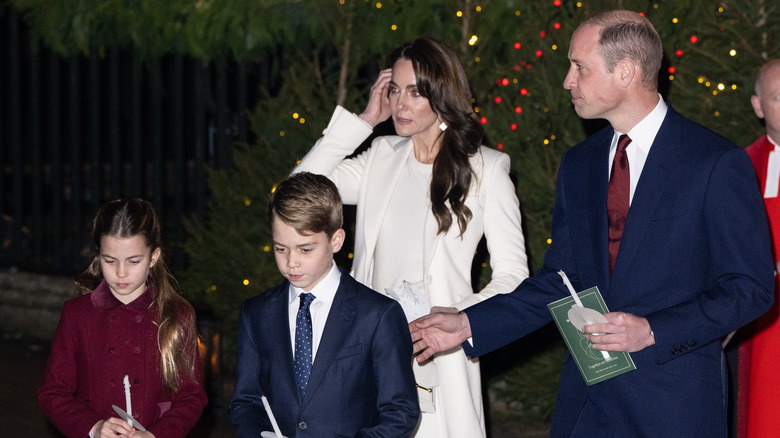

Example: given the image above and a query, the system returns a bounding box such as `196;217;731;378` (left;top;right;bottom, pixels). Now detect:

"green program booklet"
547;286;636;385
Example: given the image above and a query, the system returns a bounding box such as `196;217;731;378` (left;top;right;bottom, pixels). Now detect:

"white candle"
261;395;283;438
557;270;584;307
123;375;134;428
558;271;611;361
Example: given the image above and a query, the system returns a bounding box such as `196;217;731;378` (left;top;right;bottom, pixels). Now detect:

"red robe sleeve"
739;135;780;438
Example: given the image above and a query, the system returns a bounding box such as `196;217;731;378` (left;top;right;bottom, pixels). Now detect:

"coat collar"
574;107;685;290
91;279;155;311
607;106;684;289
583;128;613;286
361;138;443;280
265;268;359;408
362;137;415;260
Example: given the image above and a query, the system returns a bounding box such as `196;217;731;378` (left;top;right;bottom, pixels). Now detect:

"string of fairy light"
213;1;746;292
277;3;740;149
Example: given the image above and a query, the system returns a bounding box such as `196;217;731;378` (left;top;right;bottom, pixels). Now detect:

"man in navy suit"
230;172;419;437
411;10;774;437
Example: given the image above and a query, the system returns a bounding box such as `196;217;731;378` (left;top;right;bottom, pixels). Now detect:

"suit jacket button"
298;421;308;430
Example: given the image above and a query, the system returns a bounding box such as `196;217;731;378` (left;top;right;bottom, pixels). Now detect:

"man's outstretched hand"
409;307;472;362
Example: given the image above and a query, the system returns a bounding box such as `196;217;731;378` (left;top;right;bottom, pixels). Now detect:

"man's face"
563;25;622;122
752;64;780;139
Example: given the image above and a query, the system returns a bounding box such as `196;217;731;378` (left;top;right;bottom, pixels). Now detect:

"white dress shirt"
287;261;341;362
608;95;668;205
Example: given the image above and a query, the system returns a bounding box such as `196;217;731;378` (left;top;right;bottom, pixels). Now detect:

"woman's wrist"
357;111;380;128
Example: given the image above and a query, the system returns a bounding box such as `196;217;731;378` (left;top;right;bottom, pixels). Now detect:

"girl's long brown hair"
75;198;198;393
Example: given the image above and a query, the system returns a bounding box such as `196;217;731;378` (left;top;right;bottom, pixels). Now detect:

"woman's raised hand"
358;69;393;127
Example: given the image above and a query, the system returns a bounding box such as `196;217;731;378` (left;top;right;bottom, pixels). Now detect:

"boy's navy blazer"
463;106;774;437
230;267;419;437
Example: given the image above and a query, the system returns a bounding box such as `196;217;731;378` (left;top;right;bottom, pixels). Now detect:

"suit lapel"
362;138;415;265
299;271;356;408
422;203;441;279
566;128;612;289
262;284;300;403
610;109;683;288
587;135;612;287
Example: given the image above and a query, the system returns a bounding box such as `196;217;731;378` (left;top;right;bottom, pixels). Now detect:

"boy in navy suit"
230;172;419;437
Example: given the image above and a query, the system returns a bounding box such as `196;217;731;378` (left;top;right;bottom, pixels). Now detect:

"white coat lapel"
361;138;415;265
422;204;441;287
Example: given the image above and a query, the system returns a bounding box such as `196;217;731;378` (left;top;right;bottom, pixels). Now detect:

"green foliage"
467;1;585;269
180;137;282;367
657;0;779;145
180;77;325;367
484;331;567;426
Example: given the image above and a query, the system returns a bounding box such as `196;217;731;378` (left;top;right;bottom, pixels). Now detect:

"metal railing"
1;5;254;274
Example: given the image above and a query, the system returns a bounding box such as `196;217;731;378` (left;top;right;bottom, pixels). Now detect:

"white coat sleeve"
293;105;374;205
454;150;529;309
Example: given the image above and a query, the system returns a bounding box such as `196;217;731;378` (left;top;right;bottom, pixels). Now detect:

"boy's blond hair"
268;172;343;237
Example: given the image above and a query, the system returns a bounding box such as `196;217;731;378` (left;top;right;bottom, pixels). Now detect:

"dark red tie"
607;134;631;275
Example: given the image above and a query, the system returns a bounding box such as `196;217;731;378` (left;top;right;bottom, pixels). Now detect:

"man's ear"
330;229;346;253
751;95;765;119
617;58;637;88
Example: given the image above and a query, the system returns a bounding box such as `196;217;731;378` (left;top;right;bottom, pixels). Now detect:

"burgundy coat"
38;281;207;438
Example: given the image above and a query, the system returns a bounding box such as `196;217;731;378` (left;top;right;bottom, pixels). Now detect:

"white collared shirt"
608;95;668;205
288;261;341;361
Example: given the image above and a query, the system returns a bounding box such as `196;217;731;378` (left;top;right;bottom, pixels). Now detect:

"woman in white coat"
294;37;529;437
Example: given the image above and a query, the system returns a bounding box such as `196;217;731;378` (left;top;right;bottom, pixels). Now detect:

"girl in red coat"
38;198;207;438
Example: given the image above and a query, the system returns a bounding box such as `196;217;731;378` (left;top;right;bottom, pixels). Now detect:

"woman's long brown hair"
390;37;484;236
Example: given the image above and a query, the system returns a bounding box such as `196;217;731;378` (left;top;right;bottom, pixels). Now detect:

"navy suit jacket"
464;106;774;437
229;267;419;437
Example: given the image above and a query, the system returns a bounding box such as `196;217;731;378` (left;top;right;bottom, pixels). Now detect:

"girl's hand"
358;69;393;127
130;430;156;438
96;417;134;437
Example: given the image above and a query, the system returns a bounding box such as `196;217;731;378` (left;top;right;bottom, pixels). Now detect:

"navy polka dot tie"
294;293;316;397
